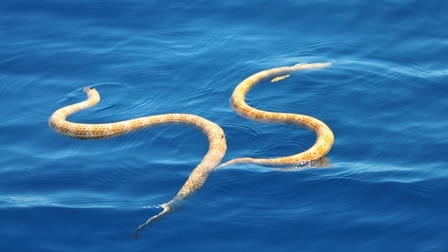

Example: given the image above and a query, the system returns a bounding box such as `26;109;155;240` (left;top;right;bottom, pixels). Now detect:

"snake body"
49;87;227;237
49;62;333;238
218;62;334;168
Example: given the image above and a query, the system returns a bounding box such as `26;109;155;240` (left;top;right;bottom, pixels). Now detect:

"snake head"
83;86;94;92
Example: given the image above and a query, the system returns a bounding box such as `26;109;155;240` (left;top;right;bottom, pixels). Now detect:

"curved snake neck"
49;87;227;238
218;62;334;168
49;62;334;238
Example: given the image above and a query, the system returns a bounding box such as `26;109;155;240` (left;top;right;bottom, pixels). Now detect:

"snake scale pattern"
218;62;334;168
49;62;334;238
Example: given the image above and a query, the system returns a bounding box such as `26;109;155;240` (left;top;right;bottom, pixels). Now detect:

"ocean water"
1;0;447;251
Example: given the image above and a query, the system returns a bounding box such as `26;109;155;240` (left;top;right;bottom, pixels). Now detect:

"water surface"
1;0;447;251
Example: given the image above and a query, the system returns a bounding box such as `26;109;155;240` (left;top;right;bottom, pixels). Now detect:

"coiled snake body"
218;62;334;168
49;62;333;238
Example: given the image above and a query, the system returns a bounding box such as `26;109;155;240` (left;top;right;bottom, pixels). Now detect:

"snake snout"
83;86;94;92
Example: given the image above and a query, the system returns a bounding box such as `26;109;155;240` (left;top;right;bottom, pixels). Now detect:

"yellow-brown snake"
217;62;334;168
49;87;227;237
49;62;333;238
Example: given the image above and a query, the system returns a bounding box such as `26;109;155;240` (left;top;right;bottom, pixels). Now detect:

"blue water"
1;0;447;251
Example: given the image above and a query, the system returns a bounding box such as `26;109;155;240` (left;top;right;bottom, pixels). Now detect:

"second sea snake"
218;62;334;168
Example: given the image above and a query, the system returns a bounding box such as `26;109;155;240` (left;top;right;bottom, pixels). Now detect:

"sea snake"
217;62;334;168
49;87;227;237
48;62;333;238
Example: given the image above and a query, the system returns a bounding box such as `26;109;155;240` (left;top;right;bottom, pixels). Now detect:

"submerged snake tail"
133;197;187;238
132;204;169;238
